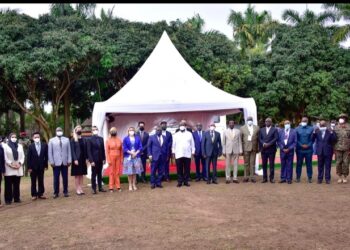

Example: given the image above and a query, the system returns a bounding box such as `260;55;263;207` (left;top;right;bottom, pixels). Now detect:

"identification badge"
248;135;252;141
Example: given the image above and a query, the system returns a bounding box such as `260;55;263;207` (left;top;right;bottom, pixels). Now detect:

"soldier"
334;113;350;184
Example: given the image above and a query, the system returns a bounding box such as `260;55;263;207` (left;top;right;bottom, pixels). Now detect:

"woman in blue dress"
123;127;143;191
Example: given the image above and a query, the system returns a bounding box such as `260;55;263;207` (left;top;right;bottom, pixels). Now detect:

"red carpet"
103;155;318;176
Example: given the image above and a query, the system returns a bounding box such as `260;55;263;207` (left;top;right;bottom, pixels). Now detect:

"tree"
184;13;205;33
323;3;350;42
282;8;336;26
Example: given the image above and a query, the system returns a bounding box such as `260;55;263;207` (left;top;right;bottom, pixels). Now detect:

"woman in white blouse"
3;133;25;205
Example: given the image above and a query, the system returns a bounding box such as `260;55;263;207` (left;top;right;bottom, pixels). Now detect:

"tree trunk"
20;109;25;132
64;87;71;136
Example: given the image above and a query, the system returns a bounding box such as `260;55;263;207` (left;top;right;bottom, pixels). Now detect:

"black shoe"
226;180;230;184
251;179;256;183
92;190;97;194
232;179;239;184
195;178;201;182
53;194;59;199
279;180;286;183
317;180;322;184
308;178;312;183
207;180;211;184
295;178;300;183
287;180;292;184
156;184;163;188
212;180;218;184
151;184;156;189
326;180;330;184
99;188;107;192
270;179;275;183
262;179;268;183
5;201;11;205
64;193;69;197
184;183;190;187
177;183;182;187
243;178;249;183
141;178;147;183
14;199;22;203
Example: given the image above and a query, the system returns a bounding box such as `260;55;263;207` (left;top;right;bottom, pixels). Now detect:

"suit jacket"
277;129;297;154
3;143;25;176
312;130;337;156
0;145;5;174
201;130;222;157
71;138;88;162
162;130;173;157
48;136;72;166
137;131;149;158
147;134;168;161
222;128;242;155
87;135;106;163
259;126;279;153
123;136;143;158
192;130;204;156
240;124;260;152
27;142;48;170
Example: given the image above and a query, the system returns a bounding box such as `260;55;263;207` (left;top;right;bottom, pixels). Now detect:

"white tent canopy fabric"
92;30;260;173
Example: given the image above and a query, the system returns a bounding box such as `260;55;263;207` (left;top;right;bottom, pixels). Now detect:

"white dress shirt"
172;130;195;159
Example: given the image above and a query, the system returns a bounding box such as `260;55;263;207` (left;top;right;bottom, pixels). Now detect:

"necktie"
59;137;62;149
141;132;144;141
199;131;202;141
211;132;214;142
158;136;162;146
36;143;40;155
322;131;325;139
284;130;289;140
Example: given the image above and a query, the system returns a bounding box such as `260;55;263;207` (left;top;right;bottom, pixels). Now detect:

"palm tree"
227;4;277;54
323;3;350;42
185;13;205;33
49;4;75;17
76;3;96;19
282;8;336;26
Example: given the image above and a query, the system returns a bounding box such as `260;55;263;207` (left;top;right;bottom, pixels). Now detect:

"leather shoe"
326;180;330;184
232;179;239;184
53;194;59;199
308;178;312;183
212;180;218;184
184;183;190;187
279;180;286;183
317;180;322;184
32;196;38;201
64;193;69;198
262;179;268;183
151;184;156;189
243;178;249;183
99;189;107;192
38;195;47;199
14;199;22;203
176;183;182;187
295;179;300;183
251;179;256;183
226;180;230;184
270;179;275;183
207;181;211;184
203;178;208;182
156;184;163;188
195;178;201;182
5;201;11;205
287;180;292;184
92;190;97;194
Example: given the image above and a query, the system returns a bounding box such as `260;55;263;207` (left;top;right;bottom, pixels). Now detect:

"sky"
0;3;348;47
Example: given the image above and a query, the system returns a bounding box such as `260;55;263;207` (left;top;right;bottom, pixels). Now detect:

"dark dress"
71;138;88;176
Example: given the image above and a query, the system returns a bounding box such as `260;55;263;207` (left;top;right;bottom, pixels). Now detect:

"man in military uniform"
334;114;350;184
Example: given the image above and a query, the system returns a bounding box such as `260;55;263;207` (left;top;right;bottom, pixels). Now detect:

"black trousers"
176;157;191;184
137;156;147;181
53;165;68;195
206;156;218;182
30;169;45;197
91;161;103;191
261;152;276;181
4;176;21;203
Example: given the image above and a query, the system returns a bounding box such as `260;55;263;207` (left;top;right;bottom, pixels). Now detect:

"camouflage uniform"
334;123;350;178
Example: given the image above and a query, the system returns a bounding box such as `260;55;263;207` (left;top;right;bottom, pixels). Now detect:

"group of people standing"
0;113;349;206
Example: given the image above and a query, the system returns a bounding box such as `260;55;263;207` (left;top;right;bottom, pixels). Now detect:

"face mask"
301;122;307;127
111;132;117;136
339;118;345;124
331;123;336;128
197;127;202;131
229;125;234;129
129;131;135;136
316;123;320;128
76;131;82;136
320;127;327;131
34;138;40;143
284;124;290;130
156;131;162;136
11;138;17;143
161;126;167;131
56;131;63;137
179;126;186;131
209;126;215;131
139;126;145;131
92;130;99;135
265;123;271;128
247;120;253;126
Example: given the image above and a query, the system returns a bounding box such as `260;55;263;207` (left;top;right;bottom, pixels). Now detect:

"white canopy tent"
92;31;261;174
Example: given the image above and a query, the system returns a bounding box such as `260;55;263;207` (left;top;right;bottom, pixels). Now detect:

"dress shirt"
172;130;195;159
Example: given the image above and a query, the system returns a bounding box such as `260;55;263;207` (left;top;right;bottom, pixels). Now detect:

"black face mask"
162;126;167;131
76;131;82;135
139;126;145;131
111;132;117;136
156;131;162;136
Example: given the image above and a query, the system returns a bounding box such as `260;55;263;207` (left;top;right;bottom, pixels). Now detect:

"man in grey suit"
240;116;260;183
48;127;72;198
222;120;243;184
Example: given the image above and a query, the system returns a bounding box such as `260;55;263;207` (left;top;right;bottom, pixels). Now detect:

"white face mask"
34;138;40;143
56;131;63;137
339;118;345;124
331;123;336;128
92;130;99;135
11;138;17;143
301;122;307;127
209;126;215;131
247;120;253;126
179;126;186;131
316;123;320;128
129;131;135;136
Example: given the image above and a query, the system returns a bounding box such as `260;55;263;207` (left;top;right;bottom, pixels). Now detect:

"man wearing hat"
334;113;350;184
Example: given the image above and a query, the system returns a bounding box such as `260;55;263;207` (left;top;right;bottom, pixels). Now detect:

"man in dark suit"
147;126;168;189
137;121;149;183
27;132;48;200
259;117;279;183
202;123;222;184
160;121;173;182
277;120;297;184
87;126;106;194
193;123;207;182
313;119;337;184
